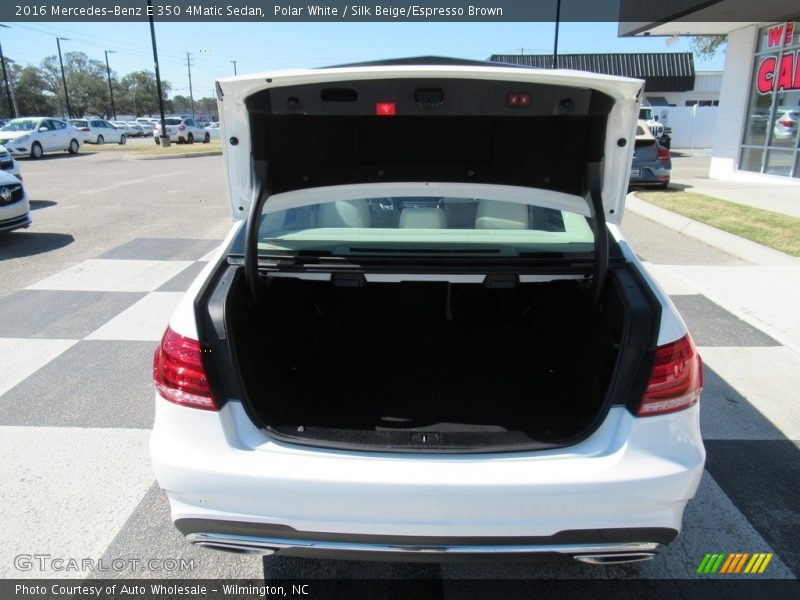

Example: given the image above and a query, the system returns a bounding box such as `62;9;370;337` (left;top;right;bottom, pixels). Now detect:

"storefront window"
740;147;764;172
765;149;794;176
740;22;800;177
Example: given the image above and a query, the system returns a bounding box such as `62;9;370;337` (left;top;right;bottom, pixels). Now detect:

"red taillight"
179;125;186;131
637;334;703;417
778;119;794;127
153;327;217;410
657;146;670;161
375;102;396;116
80;127;90;132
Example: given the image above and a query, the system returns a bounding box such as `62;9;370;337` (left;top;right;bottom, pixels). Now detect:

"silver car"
0;168;30;233
0;145;21;180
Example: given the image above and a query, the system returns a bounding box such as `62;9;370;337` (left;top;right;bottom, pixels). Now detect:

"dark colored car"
630;121;671;188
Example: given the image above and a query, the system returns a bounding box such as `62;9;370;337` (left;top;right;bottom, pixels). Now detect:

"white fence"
650;106;719;149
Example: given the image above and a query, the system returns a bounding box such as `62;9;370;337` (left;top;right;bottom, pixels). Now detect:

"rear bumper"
151;398;705;555
181;524;672;563
630;162;671;185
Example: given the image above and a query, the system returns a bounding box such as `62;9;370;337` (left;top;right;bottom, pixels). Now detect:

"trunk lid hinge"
587;162;609;313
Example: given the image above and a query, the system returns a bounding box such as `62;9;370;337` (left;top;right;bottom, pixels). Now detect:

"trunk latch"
411;433;441;445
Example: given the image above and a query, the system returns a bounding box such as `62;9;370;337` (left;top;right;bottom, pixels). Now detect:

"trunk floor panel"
235;279;618;450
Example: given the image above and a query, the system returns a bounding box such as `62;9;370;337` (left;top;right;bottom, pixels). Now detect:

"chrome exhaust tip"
574;552;657;565
194;541;276;556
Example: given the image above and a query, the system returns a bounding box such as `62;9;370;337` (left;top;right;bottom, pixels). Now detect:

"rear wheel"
187;133;194;144
119;134;127;145
97;135;104;145
30;142;43;159
68;139;79;154
203;132;210;143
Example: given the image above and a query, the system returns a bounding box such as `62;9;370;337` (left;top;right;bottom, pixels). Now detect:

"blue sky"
0;21;725;99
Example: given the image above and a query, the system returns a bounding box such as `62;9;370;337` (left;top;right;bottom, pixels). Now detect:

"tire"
30;142;43;159
203;132;210;143
119;134;127;145
97;135;104;145
68;139;79;154
659;180;670;190
187;133;194;144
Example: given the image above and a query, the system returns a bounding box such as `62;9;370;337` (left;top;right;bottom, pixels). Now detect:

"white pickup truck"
639;106;672;149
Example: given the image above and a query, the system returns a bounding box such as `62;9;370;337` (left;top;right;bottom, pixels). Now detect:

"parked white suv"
151;61;705;564
154;117;210;144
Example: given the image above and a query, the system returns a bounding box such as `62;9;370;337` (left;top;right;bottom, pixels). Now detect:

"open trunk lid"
216;59;643;226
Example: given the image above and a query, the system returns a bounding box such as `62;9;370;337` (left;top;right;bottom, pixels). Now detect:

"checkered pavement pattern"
0;238;797;581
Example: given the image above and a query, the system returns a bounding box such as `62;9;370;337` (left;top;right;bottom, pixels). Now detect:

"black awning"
489;52;695;92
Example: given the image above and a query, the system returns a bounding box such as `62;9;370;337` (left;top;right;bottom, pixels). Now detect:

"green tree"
690;35;727;60
117;70;171;117
170;94;192;115
39;51;113;118
195;96;217;121
4;59;59;116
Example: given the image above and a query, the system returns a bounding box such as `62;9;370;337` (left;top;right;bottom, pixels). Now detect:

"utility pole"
551;0;561;69
104;50;116;120
0;24;16;118
230;60;237;75
186;52;195;119
147;0;170;147
56;37;72;118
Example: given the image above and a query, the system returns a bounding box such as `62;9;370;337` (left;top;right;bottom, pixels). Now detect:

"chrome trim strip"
187;532;661;557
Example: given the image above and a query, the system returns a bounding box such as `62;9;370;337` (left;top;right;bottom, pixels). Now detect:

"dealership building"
621;1;800;181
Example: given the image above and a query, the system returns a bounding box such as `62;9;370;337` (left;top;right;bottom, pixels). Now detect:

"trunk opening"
223;270;640;452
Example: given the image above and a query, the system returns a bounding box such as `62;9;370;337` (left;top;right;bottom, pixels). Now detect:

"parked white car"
111;121;144;137
0;145;21;180
204;122;221;139
0;168;30;232
136;118;156;136
154;117;210;144
772;106;799;141
0;117;81;158
70;118;126;145
151;62;705;564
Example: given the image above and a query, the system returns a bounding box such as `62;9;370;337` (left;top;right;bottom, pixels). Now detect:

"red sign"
756;23;799;94
756;52;800;94
766;22;794;48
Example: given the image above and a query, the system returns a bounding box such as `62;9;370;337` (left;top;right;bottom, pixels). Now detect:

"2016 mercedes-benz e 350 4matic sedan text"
150;59;705;564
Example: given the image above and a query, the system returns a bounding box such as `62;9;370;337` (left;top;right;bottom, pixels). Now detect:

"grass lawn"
636;190;800;257
87;139;222;155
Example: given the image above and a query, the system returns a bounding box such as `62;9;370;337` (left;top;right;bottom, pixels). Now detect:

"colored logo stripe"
697;552;773;574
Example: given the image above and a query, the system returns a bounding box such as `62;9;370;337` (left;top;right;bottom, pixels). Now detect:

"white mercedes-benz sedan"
150;59;705;564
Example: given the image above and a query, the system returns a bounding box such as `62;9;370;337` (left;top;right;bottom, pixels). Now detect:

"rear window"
258;194;593;258
71;120;88;127
165;118;182;125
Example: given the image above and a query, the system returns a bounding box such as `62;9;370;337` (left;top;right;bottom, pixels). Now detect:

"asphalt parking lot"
0;148;797;590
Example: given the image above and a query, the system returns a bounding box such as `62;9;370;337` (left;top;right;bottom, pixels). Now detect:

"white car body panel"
152;399;704;538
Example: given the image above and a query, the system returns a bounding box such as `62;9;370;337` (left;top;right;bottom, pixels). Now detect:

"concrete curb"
626;193;799;266
124;150;222;160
